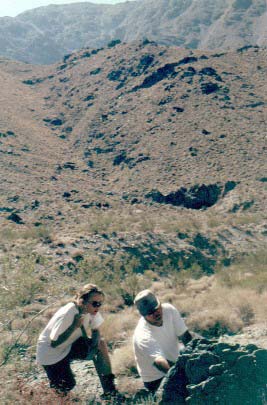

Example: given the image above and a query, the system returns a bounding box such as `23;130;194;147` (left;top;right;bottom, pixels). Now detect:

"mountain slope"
0;0;266;64
0;42;266;236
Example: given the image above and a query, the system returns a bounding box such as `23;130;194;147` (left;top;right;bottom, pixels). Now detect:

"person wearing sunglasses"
36;283;119;398
133;289;193;396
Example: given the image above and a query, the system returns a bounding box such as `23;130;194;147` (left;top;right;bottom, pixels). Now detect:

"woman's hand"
73;313;84;328
51;313;84;348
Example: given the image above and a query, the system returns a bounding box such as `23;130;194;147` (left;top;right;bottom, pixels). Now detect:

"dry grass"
111;339;137;376
101;308;139;345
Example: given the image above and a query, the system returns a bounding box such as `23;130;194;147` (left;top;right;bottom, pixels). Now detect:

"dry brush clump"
170;280;267;337
217;249;267;292
111;338;137;377
101;308;139;345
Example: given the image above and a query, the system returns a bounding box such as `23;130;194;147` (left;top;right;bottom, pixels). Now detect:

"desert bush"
173;277;267;337
227;213;262;226
217;250;267;292
111;339;137;376
76;252;152;306
101;308;139;345
117;375;143;396
188;309;243;337
0;226;19;242
0;255;45;311
22;226;53;243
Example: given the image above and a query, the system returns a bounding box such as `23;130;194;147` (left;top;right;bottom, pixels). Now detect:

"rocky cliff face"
0;0;266;64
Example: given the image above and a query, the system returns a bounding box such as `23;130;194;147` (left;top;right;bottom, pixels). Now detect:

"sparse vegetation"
0;246;266;403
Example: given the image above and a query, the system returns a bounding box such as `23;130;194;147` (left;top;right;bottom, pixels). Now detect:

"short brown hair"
75;284;104;304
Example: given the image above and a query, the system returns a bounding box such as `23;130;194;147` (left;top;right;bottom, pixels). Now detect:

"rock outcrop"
161;338;267;404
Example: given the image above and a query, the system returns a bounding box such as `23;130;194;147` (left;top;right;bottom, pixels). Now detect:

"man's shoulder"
162;302;177;311
162;302;182;318
133;318;148;340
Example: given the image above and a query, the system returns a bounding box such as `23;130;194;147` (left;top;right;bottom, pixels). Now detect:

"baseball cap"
134;289;160;316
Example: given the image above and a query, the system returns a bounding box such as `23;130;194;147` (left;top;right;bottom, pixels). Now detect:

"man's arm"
153;355;171;374
51;313;83;348
180;330;193;346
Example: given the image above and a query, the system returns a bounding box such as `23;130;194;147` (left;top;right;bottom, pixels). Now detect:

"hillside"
0;0;266;64
0;41;266;275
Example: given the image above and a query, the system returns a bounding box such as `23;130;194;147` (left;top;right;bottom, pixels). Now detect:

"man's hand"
180;330;193;346
153;356;171;373
51;313;84;348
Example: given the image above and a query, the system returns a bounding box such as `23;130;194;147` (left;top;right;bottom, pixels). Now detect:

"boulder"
161;339;267;404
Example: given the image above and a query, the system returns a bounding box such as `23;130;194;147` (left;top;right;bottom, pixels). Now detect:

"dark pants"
144;378;164;394
43;337;91;393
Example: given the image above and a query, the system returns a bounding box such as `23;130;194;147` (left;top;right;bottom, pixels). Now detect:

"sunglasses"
147;306;160;316
89;301;103;308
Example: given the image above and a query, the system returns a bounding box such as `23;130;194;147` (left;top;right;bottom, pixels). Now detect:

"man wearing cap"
133;289;192;394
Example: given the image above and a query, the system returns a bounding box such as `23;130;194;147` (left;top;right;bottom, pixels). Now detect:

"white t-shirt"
36;302;103;365
133;303;187;382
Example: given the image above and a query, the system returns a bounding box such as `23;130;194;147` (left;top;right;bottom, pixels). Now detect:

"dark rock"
180;67;196;83
223;180;238;195
159;96;173;105
57;63;68;71
107;70;123;81
73;254;84;263
50;118;63;126
137;54;154;70
31;200;40;210
90;68;101;75
199;67;223;82
173;106;184;112
161;340;267;404
65;126;73;133
185;352;219;384
0;207;14;212
177;56;198;65
113;151;127;166
7;195;19;202
132;62;178;91
107;39;121;48
84;94;95;101
201;82;220;94
146;184;223;209
22;77;44;85
62;162;76;170
7;212;24;224
0;130;15;138
237;45;259;53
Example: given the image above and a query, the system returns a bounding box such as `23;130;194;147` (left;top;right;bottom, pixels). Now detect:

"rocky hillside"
0;0;266;64
0;41;266;273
